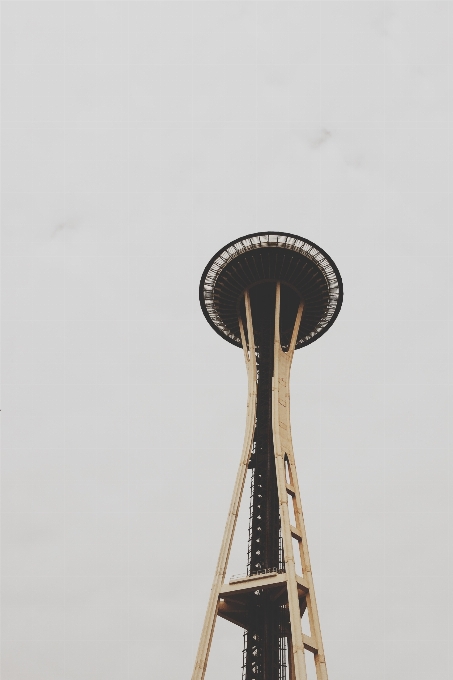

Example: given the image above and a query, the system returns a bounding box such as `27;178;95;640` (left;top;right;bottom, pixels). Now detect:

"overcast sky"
1;2;452;679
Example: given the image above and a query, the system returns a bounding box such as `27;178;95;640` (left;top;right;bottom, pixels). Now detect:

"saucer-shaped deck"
199;232;343;350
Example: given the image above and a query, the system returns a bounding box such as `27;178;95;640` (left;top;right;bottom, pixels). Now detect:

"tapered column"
285;450;328;680
191;292;257;680
272;282;328;680
272;283;308;680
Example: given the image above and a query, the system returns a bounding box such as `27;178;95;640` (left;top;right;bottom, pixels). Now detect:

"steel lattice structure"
193;232;343;680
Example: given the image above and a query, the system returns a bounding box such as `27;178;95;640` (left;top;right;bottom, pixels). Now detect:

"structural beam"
191;291;257;680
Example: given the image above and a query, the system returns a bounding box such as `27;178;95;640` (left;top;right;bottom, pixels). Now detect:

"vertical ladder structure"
193;233;343;680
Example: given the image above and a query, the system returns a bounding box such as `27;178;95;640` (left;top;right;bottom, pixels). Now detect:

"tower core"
193;232;343;680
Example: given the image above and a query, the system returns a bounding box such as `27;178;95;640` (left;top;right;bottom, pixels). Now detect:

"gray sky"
1;2;452;679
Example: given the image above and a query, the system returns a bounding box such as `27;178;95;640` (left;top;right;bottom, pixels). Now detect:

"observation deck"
199;232;343;351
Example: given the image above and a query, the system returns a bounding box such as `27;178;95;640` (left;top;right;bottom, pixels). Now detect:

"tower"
192;233;343;680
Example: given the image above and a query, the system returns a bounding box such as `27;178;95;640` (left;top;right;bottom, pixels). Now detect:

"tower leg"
272;283;328;680
191;292;257;680
286;454;328;680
